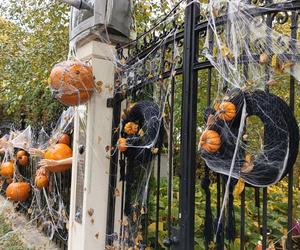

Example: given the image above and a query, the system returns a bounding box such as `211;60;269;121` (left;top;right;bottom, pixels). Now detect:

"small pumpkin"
124;122;139;135
0;161;14;178
35;174;49;190
199;130;221;153
216;101;236;121
6;182;31;201
118;138;127;152
44;143;73;172
49;60;94;106
16;150;26;159
58;134;71;146
18;155;29;167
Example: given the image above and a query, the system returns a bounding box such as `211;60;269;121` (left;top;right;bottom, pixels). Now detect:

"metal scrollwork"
272;11;289;25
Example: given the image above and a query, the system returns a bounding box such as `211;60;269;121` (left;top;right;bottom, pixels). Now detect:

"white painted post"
68;41;117;250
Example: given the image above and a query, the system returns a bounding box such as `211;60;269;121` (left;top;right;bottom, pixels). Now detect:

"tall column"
68;41;116;250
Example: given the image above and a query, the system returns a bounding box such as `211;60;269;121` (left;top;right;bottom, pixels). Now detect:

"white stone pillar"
68;41;117;250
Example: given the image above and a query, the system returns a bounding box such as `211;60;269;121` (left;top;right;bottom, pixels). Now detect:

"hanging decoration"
198;0;300;244
116;100;163;246
48;60;95;106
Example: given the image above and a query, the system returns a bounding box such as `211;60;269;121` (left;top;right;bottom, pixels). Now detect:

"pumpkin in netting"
44;143;72;172
35;168;49;190
16;150;26;159
49;60;94;106
0;161;14;178
199;130;221;153
124;122;139;135
6;182;31;201
118;138;127;152
58;134;71;146
215;101;236;121
17;150;29;167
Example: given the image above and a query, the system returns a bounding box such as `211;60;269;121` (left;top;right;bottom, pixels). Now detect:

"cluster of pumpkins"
117;122;140;152
199;101;236;153
0;134;72;202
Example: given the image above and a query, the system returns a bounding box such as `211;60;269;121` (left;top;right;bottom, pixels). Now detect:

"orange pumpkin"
44;143;73;172
16;150;26;159
18;155;29;167
6;182;31;201
58;134;71;146
49;60;94;106
124;122;139;135
0;161;14;178
200;130;221;153
215;101;236;121
35;175;49;190
118;138;127;152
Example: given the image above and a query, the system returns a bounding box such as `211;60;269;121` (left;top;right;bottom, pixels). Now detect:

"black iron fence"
106;0;300;249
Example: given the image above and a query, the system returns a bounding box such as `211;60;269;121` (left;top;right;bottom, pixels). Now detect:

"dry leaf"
141;207;147;214
132;211;137;222
122;218;129;226
105;145;110;152
234;178;245;196
114;188;120;197
96;80;103;94
138;129;145;137
87;208;94;217
267;79;278;86
241;154;254;173
272;55;283;74
134;232;143;245
245;80;255;87
120;58;126;65
151;148;159;154
132;202;139;208
221;45;233;58
212;7;220;17
124;231;129;239
281;60;294;70
259;53;269;64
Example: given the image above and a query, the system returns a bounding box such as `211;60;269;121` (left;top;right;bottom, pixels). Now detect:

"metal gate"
106;1;300;249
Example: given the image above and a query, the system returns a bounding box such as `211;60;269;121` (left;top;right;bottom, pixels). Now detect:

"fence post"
177;1;199;249
67;41;118;250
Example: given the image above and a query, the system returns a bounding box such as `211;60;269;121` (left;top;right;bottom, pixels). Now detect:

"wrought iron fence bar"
177;1;200;249
216;174;221;249
240;190;246;250
167;63;176;247
105;83;122;244
262;188;268;249
287;10;298;250
155;152;161;249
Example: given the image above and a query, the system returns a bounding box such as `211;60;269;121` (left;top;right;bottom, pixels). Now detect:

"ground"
0;195;60;250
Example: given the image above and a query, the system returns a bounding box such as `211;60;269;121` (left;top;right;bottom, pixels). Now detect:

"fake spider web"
0;108;76;242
